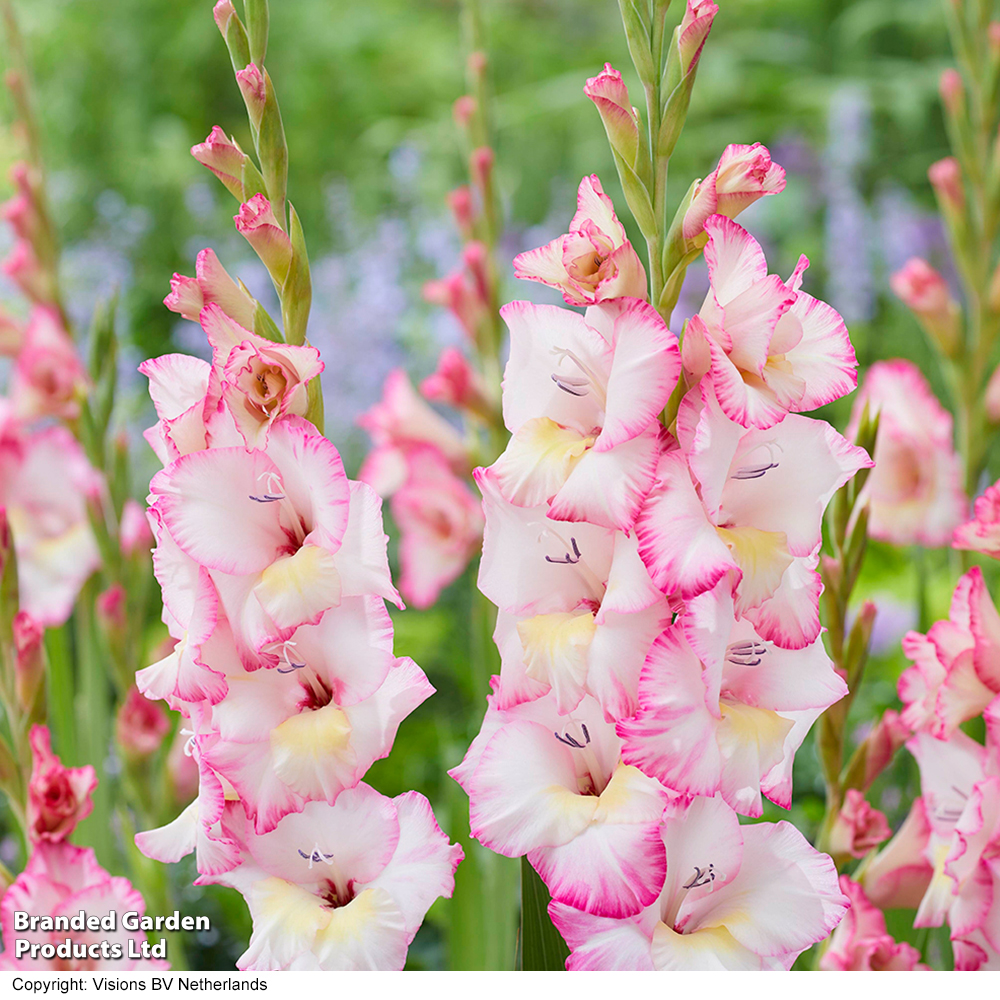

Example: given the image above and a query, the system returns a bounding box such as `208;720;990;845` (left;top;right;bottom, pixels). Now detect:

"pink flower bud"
683;143;786;239
446;186;475;240
116;686;170;759
120;499;154;557
420;347;491;415
234;194;293;286
164;246;256;329
828;788;892;859
423;271;487;340
96;583;127;633
890;258;960;355
584;63;640;166
0;308;24;357
13;611;44;716
462;240;491;304
677;0;718;74
928;156;964;212
470;146;494;194
27;726;96;844
213;0;237;34
860;709;910;789
989;22;1000;56
2;239;52;304
453;95;476;130
467;51;488;79
986;364;1000;423
191;126;248;200
235;63;266;130
940;68;964;117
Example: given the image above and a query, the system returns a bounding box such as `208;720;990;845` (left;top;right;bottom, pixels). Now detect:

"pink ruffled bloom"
954;480;1000;558
898;566;1000;737
548;795;847;970
683;143;786;240
392;447;485;609
0;841;167;970
848;359;966;547
821;877;926;970
491;297;680;531
191;126;248;200
358;368;468;497
235;194;292;284
513;175;647;306
827;788;892;859
164;246;255;330
584;65;640;167
0;419;102;627
116;687;171;759
26;726;97;845
10;306;89;422
203;786;462;970
682;216;857;429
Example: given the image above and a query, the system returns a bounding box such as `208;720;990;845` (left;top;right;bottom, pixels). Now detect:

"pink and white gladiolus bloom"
10;306;89;422
548;794;847;970
235;194;293;286
164;247;255;330
512;175;646;306
821;877;925;971
683;143;786;240
848;359;966;547
207;786;462;970
954;480;1000;558
0;842;167;970
26;726;97;845
898;567;1000;738
450;689;671;918
826;788;892;860
358;368;468;497
191;126;251;201
0;420;101;627
477;467;668;721
491;297;680;531
681;216;857;429
901;719;1000;970
636;385;871;648
391;447;484;609
616;578;846;816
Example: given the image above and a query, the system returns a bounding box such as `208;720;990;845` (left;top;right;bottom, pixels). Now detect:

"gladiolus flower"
0;842;167;970
898;567;1000;738
862;797;935;911
235;63;266;130
1;239;52;304
940;69;964;118
420;347;492;416
513;175;646;306
116;687;171;759
929;157;965;213
827;789;892;859
549;795;847;970
206;786;463;970
120;498;154;557
954;480;1000;558
10;306;89;422
13;611;44;717
683;143;786;240
821;877;926;970
27;726;97;845
848;359;966;547
164;247;256;330
676;0;718;75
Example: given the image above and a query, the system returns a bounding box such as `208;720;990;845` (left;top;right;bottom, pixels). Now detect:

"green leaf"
518;856;569;971
281;203;312;346
221;9;251;74
611;148;656;240
244;0;269;67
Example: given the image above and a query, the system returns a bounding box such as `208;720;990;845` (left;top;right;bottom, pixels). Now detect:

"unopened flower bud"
96;583;127;634
861;709;909;790
462;241;491;304
235;62;266;130
164;246;256;329
989;22;1000;58
13;611;45;719
235;194;293;286
116;686;170;760
890;258;961;356
420;347;492;417
828;788;892;860
191;126;248;200
213;0;237;33
584;63;640;167
446;186;475;240
677;0;718;75
467;51;488;79
470;146;494;194
0;309;23;357
939;68;964;118
2;240;53;304
928;156;964;213
986;364;1000;423
453;95;476;131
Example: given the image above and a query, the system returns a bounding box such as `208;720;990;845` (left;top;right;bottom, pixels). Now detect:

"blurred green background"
0;0;975;971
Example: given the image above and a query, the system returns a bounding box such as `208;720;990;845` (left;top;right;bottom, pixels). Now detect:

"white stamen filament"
551;347;608;411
